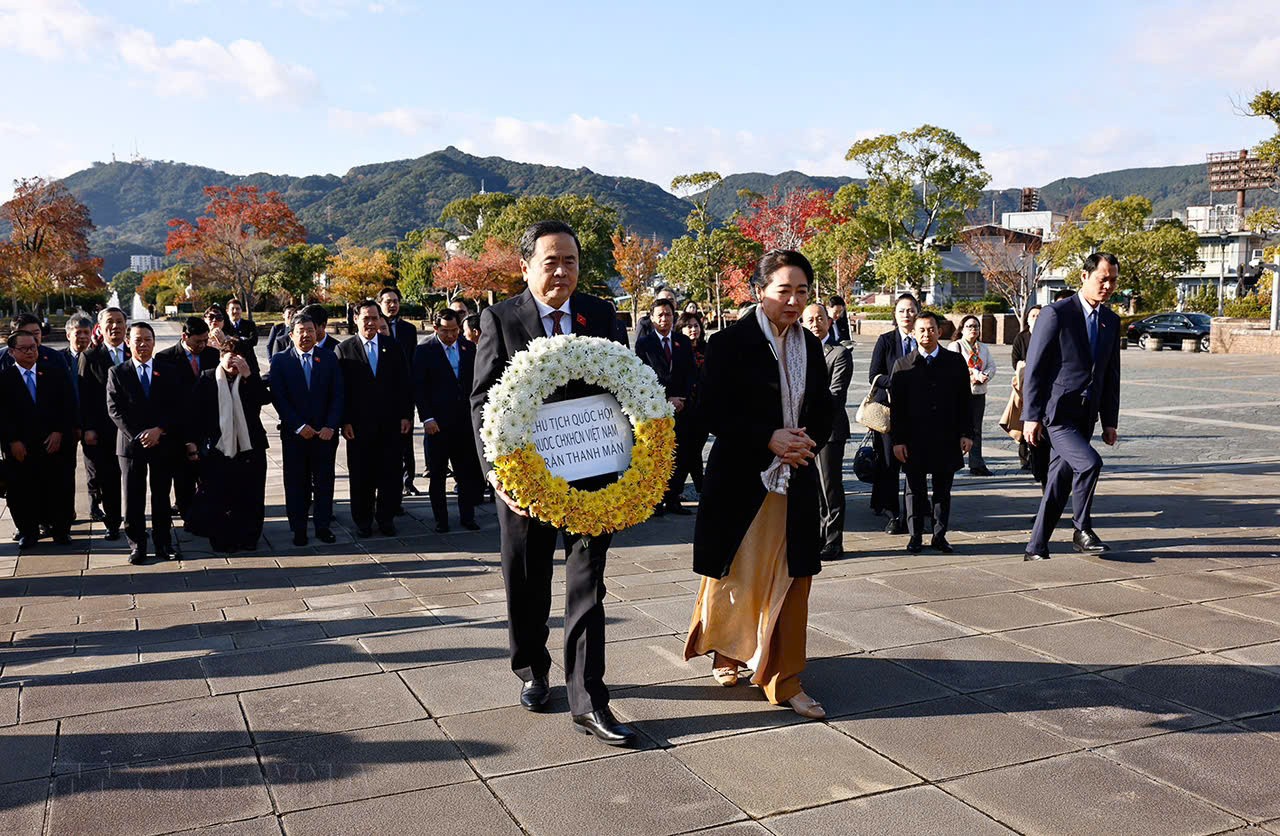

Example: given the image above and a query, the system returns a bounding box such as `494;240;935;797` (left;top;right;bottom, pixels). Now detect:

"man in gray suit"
803;304;853;558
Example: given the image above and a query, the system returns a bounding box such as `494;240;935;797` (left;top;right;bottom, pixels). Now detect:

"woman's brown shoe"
711;654;742;686
786;692;826;719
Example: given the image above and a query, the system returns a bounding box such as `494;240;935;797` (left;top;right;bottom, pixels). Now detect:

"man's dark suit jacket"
80;343;130;438
106;359;182;458
155;342;220;390
823;342;853;442
335;335;413;431
227;317;258;347
268;346;345;435
634;329;695;401
868;328;914;403
0;359;75;448
1023;295;1121;430
471;289;625;475
386;318;419;362
825;314;852;345
266;323;290;359
888;350;974;473
414;336;477;434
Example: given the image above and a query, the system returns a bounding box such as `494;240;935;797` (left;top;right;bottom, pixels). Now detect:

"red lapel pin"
575;313;588;329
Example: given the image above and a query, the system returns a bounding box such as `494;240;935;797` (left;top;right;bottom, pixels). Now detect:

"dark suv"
1126;312;1212;352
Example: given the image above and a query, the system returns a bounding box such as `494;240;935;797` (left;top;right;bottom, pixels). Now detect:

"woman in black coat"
183;338;270;553
866;294;919;532
683;250;833;720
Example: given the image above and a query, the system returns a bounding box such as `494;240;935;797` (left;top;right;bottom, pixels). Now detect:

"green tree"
1044;195;1201;311
265;243;331;304
438;193;518;238
840;125;990;295
110;269;143;300
666;172;727;322
394;229;448;307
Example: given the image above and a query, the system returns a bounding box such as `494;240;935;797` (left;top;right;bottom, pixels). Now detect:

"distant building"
1001;210;1068;241
130;254;165;274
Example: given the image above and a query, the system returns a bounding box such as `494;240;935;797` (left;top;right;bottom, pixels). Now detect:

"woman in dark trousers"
866;293;919;533
674;311;709;495
183;338;270;553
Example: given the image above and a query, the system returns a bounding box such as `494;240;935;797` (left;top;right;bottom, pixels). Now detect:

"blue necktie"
302;353;312;388
1088;310;1099;360
139;364;150;397
446;343;459;377
23;369;36;402
903;336;914;356
366;340;378;375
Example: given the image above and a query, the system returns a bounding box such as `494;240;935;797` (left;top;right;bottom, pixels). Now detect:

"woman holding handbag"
948;315;997;476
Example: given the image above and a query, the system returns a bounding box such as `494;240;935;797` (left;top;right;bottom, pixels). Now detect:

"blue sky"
2;0;1278;201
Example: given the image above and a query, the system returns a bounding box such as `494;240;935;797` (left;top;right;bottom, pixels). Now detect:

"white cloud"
1137;0;1280;84
0;0;316;104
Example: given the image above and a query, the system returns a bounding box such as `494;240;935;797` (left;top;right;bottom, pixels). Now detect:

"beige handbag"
855;375;891;434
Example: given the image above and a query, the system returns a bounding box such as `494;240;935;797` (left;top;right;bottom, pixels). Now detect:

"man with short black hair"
156;317;219;515
825;295;850;345
267;304;297;359
634;297;696;515
463;314;482;345
225;297;257;347
378;287;421;499
302;304;337;353
81;307;130;537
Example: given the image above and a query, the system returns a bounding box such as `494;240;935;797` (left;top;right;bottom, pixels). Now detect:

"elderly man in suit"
107;322;183;564
867;293;919;533
802;303;853;558
472;220;635;746
634;297;696;515
270;312;345;547
80;307;130;538
1022;252;1122;561
156;317;220;516
1;330;76;550
378;286;422;500
337;300;413;538
415;308;483;533
890;312;974;555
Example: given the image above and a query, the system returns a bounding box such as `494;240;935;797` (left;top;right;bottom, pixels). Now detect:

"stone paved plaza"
2;337;1280;836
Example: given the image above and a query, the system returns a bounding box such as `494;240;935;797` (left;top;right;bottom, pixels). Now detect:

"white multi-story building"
130;254;165;274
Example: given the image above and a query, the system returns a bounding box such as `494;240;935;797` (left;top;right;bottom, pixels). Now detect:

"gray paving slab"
489;750;743;836
397;657;537;718
915;591;1083;632
168;817;283;836
1125;571;1276;603
672;723;919;817
0;683;17;726
875;566;1032;601
0;779;49;836
17;657;210;722
57;695;249;772
978;555;1139;587
278;781;519;836
610;679;805;747
258;719;476;813
1110;603;1280;651
805;576;923;613
1220;640;1280;667
1101;724;1280;821
201;638;381;694
356;620;508;671
1102;653;1280;720
880;633;1077;692
798;655;954;718
1001;618;1198;669
764;784;1015;836
944;751;1243;836
810;605;976;651
240;672;427;743
1205;591;1280;624
48;748;272;836
0;719;55;784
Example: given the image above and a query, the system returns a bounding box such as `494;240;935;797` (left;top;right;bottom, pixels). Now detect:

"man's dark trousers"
281;435;337;533
1027;418;1102;555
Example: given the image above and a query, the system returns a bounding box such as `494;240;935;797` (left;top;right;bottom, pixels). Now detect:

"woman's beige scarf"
755;305;808;495
215;365;254;457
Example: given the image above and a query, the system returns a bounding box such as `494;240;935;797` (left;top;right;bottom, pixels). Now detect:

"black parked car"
1126;312;1212;352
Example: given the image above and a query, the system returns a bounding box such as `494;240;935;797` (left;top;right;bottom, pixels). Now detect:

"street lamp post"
1217;227;1229;317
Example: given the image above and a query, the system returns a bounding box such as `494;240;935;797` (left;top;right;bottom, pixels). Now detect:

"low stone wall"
859;314;1020;344
1210;317;1280;354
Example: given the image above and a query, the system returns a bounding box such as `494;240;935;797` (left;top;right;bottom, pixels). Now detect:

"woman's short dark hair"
676;311;704;335
753;250;815;290
1083;252;1119;274
519;220;581;261
828;295;846;307
219;336;241;355
959;314;981;331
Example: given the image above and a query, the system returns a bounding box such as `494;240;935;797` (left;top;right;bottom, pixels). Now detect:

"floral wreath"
480;334;676;536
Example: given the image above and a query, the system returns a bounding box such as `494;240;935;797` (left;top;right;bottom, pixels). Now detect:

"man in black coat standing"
867;293;919;533
802;304;853;558
634;297;696;515
155;317;220;516
890;312;973;555
224;297;257;348
415;308;483;533
80;307;130;538
0;331;76;550
337;300;414;538
471;220;636;747
266;304;296;360
379;286;422;500
107;322;183;564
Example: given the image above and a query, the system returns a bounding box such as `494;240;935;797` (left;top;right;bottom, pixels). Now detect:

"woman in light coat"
948;315;997;476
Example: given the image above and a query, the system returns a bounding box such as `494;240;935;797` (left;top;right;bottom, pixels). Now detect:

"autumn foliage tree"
166;185;306;312
0;176;104;308
611;229;663;321
433;237;523;305
735;187;833;252
326;246;395;304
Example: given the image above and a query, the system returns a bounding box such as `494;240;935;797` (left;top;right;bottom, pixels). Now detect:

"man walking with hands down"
1022;253;1122;561
471;221;636;747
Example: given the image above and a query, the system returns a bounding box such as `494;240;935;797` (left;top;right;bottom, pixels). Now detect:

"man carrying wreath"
471;220;637;746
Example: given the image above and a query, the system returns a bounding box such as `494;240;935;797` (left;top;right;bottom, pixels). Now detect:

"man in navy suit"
81;307;130;538
379;287;422;500
266;304;296;359
634;297;696;514
1023;252;1122;561
337;300;413;537
270;312;345;546
415;308;483;532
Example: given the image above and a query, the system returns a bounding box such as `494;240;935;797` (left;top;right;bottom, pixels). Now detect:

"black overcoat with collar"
692;314;833;580
888;349;974;473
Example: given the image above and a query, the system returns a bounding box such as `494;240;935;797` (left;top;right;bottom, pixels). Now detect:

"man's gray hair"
65;312;93;334
98;306;128;328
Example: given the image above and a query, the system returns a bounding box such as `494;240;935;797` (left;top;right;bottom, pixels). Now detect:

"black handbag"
852;431;878;484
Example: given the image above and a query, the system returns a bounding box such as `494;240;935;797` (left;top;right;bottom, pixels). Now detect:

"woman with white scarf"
183;338;270;553
683;250;834;719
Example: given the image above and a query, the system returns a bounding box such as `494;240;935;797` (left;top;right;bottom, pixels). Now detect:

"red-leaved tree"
0;176;104;308
166;186;306;311
434;237;523;305
735;187;834;252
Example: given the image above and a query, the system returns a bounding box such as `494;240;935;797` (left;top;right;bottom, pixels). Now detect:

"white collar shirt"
531;297;573;337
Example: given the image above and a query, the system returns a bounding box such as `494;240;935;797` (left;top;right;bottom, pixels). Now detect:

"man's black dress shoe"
520;677;550;711
651;505;666;517
572;707;637;746
818;547;844;560
316;529;336;544
15;533;36;552
930;534;954;554
666;505;693;516
885;518;906;535
1024;552;1050;561
434;522;449;534
90;503;105;522
970;466;994;476
356;527;373;538
51;532;72;546
403;484;422;497
461;520;480;531
156;546;178;562
293;532;308;547
394;507;407;516
1073;528;1110;553
128;550;146;565
104;527;121;541
378;523;396;536
906;534;923;554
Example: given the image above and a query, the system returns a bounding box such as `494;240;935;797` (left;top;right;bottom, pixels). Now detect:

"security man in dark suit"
337;300;413;538
266;304;297;360
378;287;422;500
824;295;852;346
802;303;853;558
107;322;183;564
867;293;919;533
224;297;258;348
269;312;345;546
302;304;339;355
80;307;130;538
634;297;696;515
415;308;483;533
155;317;220;516
0;330;76;550
471;220;636;746
1022;252;1122;561
890;311;973;555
